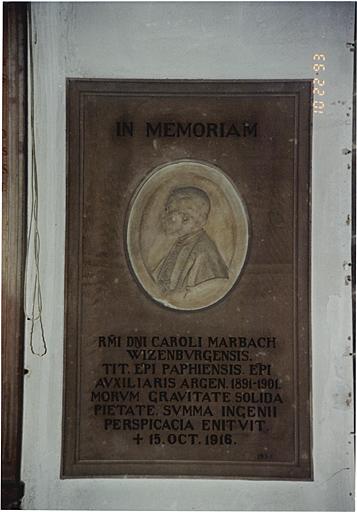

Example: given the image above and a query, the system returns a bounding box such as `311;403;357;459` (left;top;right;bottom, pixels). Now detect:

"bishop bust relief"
153;187;229;295
126;160;249;311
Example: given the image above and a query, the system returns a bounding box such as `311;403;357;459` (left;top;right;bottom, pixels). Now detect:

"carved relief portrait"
126;160;249;310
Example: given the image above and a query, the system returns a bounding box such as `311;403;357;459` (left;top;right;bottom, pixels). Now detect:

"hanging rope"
24;7;47;357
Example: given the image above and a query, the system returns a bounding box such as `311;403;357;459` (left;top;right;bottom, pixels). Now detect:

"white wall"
22;2;355;510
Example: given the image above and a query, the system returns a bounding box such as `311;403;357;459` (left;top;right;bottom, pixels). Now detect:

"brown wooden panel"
2;2;27;508
62;80;312;479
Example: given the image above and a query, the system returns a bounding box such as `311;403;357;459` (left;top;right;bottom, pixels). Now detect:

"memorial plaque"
62;80;312;479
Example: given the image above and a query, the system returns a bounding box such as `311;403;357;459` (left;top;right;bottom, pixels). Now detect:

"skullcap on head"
169;187;210;212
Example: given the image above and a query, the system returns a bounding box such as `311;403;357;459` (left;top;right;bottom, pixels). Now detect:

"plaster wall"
22;2;355;510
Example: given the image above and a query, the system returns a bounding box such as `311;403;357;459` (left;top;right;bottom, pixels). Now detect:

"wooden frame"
2;2;28;508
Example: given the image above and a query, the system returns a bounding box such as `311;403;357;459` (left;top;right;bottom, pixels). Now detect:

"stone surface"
62;80;312;479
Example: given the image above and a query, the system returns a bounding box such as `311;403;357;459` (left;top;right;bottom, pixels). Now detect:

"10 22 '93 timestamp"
312;53;326;114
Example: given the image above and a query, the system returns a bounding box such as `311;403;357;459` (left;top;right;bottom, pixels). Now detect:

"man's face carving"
161;198;187;236
161;188;210;237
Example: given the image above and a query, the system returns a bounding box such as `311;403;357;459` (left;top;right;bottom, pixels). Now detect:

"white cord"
24;7;47;357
